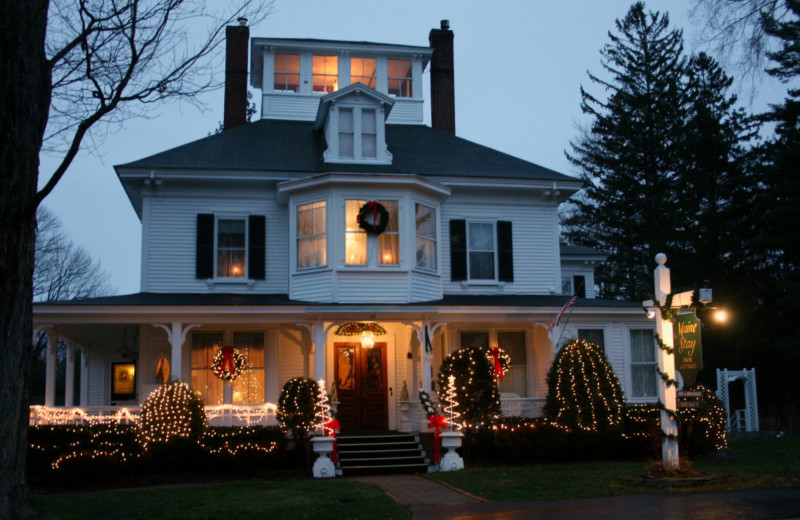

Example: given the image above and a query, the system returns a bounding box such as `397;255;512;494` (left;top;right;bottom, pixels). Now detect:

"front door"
334;342;388;431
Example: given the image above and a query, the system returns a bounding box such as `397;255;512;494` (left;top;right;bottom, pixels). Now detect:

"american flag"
547;295;578;332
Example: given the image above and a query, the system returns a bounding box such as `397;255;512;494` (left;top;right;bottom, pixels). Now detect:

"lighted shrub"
277;377;321;441
544;338;625;433
137;380;206;451
438;345;501;430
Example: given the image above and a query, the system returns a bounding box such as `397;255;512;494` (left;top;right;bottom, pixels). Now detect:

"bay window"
345;199;398;266
297;201;327;269
415;203;436;270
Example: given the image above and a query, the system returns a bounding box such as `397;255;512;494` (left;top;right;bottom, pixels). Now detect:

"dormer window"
313;55;338;93
387;59;412;97
338;108;354;158
274;53;300;92
351;57;376;88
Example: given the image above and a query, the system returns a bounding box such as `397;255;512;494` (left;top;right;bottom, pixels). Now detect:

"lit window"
191;332;265;405
313;55;338;93
498;331;527;396
378;201;399;265
468;222;495;280
630;329;657;397
191;333;224;404
297;201;327;269
351;57;376;88
339;108;354;158
274;53;300;92
388;59;412;97
345;200;366;265
415;203;436;270
217;219;246;278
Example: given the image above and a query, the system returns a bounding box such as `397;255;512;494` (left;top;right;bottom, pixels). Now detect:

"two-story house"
32;21;655;432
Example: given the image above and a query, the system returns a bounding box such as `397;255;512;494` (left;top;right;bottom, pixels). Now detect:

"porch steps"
336;432;429;476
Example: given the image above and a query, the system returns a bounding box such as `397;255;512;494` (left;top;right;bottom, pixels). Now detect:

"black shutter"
249;215;266;280
196;214;214;279
449;219;467;281
497;220;514;282
573;275;586;298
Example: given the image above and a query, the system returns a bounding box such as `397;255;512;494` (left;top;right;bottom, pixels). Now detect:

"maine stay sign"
674;311;703;388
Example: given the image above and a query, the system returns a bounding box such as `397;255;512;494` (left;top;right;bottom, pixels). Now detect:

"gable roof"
314;83;396;131
115;119;578;183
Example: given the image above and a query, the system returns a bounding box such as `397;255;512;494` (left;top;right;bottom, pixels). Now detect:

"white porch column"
654;253;679;470
45;333;58;407
153;323;201;381
314;320;326;381
80;349;89;407
64;343;76;407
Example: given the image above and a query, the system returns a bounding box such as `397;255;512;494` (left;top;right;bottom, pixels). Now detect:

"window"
630;329;657;398
361;109;377;158
578;329;605;349
573;275;586;298
312;55;338;93
339;109;354;158
274;53;300;92
468;222;495;280
351;57;376;88
196;214;265;281
191;332;265;405
450;220;513;282
297;201;327;269
345;199;399;266
388;59;412;97
217;219;246;278
415;203;436;270
459;330;527;396
562;277;572;295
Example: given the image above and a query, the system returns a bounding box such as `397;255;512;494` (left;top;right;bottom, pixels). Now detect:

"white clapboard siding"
385;99;424;124
334;271;411;303
290;269;335;302
143;187;288;293
441;192;560;295
410;270;443;301
278;327;310;382
87;355;105;406
261;93;320;121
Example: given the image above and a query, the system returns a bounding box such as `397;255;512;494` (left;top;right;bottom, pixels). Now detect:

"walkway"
359;476;800;520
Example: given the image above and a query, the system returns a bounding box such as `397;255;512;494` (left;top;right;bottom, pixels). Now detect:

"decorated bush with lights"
438;345;502;431
544;338;625;433
137;380;207;452
278;377;322;441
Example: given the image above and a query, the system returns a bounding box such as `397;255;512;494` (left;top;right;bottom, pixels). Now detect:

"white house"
32;21;657;434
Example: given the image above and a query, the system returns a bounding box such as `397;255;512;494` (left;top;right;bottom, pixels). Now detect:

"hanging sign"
673;311;703;387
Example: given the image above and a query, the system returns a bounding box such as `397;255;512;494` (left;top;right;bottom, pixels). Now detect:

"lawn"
33;437;799;519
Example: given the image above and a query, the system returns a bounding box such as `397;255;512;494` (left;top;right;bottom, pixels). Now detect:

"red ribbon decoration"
427;414;447;464
358;201;380;232
490;346;504;381
217;346;235;376
323;418;340;466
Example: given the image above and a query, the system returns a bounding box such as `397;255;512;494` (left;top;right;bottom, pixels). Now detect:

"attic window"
334;107;380;162
351;57;376;88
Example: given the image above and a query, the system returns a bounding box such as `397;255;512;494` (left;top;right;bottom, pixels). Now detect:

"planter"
439;430;464;471
398;401;411;432
311;436;336;478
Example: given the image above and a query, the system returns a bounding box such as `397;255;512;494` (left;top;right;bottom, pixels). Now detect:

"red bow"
218;346;235;375
427;414;447;464
323;418;340;466
490;346;504;381
358;201;380;232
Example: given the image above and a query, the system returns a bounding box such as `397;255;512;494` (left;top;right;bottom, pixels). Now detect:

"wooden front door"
334;342;388;431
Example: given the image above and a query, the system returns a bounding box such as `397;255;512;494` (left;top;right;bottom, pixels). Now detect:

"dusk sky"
38;0;788;295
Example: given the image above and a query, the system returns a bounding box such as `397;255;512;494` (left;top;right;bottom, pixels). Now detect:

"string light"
442;375;462;431
438;345;501;430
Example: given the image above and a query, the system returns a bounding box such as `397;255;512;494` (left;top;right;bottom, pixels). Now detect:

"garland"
356;201;389;235
334;322;387;336
418;389;438;416
211;346;248;382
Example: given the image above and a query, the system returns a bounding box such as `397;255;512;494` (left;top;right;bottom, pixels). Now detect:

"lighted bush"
277;377;321;441
544;338;625;432
438;345;501;430
137;380;206;451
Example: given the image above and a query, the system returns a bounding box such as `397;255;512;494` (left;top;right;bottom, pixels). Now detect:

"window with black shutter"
497;220;514;282
249;215;266;280
449;219;467;281
196;214;214;279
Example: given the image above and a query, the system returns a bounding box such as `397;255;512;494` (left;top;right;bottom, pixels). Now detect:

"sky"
38;0;790;296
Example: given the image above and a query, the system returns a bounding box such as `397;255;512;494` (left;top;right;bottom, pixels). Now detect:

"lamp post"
653;253;679;470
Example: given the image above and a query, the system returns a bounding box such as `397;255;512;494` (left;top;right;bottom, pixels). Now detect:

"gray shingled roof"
35;292;641;309
116;119;578;182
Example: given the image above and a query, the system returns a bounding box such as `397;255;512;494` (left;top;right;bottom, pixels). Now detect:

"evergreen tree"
437;346;501;430
564;2;688;301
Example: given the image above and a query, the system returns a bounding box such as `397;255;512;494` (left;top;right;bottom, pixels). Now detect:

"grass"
32;438;800;519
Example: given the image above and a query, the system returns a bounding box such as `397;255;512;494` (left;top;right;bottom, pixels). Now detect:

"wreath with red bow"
356;201;389;235
211;345;248;382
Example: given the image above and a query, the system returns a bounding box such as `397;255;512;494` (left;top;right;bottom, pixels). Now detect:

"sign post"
654;253;679;470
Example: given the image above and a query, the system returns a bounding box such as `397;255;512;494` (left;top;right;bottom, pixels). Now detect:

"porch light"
361;331;375;349
713;309;728;324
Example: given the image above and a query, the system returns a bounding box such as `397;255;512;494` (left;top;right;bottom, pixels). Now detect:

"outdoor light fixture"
714;309;728;324
361;330;375;349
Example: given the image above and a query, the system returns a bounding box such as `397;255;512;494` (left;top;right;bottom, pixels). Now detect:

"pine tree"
564;2;688;301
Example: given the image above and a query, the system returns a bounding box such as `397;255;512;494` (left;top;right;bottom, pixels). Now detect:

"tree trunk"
0;2;51;518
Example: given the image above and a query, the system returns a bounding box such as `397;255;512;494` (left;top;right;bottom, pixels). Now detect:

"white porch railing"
500;396;545;418
30;404;278;427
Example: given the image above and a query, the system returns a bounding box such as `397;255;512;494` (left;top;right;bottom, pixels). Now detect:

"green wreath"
211;346;248;382
356;201;389;235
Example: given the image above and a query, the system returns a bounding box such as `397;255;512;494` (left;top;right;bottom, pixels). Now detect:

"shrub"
137;380;207;451
544;338;625;433
277;377;321;441
438;345;501;430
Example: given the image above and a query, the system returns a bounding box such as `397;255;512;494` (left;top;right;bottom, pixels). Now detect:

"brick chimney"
223;18;249;131
429;20;455;135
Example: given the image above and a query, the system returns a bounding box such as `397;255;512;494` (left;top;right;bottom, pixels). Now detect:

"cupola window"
351;57;376;88
274;53;300;92
387;59;412;97
313;55;338;93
